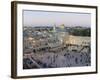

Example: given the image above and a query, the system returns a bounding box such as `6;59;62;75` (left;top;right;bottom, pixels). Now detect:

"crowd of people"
23;44;91;69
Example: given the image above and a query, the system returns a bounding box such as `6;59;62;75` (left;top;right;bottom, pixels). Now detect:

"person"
75;57;78;64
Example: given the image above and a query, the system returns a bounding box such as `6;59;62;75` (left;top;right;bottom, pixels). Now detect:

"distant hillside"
66;26;91;37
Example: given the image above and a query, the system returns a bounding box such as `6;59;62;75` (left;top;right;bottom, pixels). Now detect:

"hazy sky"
23;10;91;27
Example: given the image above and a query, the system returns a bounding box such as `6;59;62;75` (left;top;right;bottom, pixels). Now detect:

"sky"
23;10;91;27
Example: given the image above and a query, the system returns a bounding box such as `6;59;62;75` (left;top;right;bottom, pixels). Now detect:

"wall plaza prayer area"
23;24;91;69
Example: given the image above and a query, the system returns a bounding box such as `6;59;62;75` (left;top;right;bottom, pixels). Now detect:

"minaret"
53;24;56;32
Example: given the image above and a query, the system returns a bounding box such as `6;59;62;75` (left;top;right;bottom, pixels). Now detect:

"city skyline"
23;10;91;27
